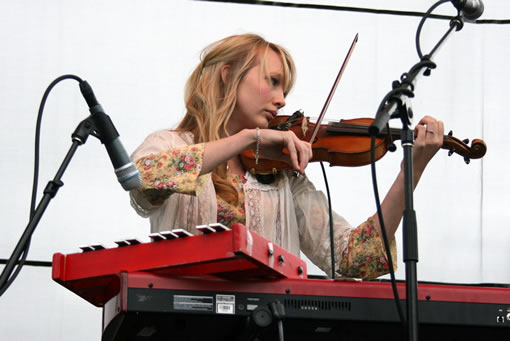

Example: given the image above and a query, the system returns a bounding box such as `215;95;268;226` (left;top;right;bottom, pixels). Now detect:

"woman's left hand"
375;115;444;241
412;115;444;172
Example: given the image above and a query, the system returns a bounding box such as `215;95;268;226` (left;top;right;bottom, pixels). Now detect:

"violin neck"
327;121;403;140
326;120;486;163
327;121;452;148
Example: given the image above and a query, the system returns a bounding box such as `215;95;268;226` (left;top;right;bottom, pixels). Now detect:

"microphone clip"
71;117;95;145
71;113;117;147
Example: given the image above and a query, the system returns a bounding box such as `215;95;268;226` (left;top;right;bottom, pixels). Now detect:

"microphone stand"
0;118;95;295
368;16;465;341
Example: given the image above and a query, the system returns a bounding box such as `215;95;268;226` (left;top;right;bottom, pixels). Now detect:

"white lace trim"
246;188;263;235
275;203;282;246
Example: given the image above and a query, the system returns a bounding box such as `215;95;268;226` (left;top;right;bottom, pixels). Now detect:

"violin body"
240;114;487;175
308;117;390;167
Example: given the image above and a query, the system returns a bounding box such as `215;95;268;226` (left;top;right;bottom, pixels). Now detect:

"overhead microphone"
79;80;142;191
451;0;484;20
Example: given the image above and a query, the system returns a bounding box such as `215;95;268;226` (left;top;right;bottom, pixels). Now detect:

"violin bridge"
301;117;308;138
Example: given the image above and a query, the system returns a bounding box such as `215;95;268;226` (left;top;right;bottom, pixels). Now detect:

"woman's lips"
265;110;276;121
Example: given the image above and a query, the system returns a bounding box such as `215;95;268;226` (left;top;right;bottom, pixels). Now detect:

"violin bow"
309;33;359;144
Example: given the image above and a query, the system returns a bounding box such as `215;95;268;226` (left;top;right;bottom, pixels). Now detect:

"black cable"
0;241;30;296
195;0;510;24
476;18;510;24
277;320;284;341
319;162;336;279
0;74;83;296
370;136;406;326
368;0;459;330
32;74;83;217
416;0;452;59
270;300;285;341
0;259;52;267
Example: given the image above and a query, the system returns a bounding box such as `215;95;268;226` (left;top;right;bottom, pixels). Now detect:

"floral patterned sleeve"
338;218;397;279
135;144;206;206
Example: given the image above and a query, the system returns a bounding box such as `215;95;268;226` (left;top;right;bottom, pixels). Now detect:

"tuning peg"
464;156;471;164
448;130;453;136
463;139;470;144
448;148;455;157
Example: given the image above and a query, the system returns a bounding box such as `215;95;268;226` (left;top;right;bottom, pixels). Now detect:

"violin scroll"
444;130;487;164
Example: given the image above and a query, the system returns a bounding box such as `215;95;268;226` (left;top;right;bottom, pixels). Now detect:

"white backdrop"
1;1;509;340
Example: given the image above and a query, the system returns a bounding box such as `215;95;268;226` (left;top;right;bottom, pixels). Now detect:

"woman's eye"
270;77;280;86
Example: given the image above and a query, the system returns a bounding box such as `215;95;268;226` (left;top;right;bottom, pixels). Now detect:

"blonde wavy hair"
177;33;296;203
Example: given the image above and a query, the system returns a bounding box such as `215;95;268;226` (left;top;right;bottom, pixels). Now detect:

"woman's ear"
220;64;231;84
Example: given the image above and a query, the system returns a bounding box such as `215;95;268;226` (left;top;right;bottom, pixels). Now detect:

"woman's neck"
227;156;246;176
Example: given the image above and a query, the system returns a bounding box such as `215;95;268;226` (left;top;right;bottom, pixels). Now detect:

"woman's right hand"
257;129;313;174
201;128;312;176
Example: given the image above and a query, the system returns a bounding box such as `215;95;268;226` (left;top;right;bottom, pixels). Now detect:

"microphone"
451;0;484;20
79;80;141;191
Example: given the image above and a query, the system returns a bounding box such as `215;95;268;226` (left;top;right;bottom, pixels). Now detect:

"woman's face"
227;48;286;133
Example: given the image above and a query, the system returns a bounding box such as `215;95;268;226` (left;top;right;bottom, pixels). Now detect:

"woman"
129;33;444;279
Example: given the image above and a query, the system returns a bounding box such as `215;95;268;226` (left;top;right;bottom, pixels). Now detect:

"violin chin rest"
255;174;276;185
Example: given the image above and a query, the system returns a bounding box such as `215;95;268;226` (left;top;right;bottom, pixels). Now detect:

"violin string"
328;123;397;136
324;121;481;160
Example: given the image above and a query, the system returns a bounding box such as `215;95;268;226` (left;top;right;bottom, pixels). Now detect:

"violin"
240;34;486;175
240;112;487;175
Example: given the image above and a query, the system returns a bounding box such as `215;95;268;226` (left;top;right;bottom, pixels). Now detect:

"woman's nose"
273;88;286;109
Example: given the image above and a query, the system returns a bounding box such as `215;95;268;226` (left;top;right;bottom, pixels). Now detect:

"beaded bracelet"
255;127;260;165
